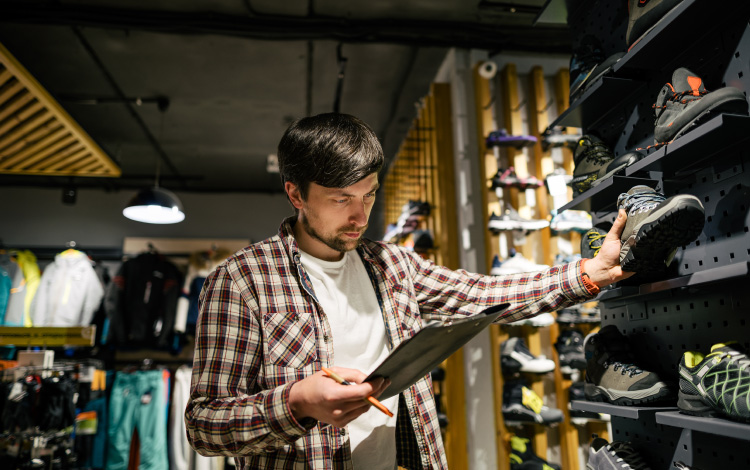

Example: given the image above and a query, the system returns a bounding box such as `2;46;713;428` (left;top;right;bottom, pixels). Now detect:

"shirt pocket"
262;309;318;370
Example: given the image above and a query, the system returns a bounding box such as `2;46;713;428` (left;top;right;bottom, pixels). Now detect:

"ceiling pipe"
0;2;571;53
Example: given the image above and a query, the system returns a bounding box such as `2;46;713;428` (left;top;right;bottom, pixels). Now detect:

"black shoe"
503;380;564;425
618;185;705;276
510;435;561;470
581;223;610;259
569;35;604;102
626;0;684;49
554;329;587;374
584;325;674;405
678;342;750;422
653;68;748;145
570;135;614;196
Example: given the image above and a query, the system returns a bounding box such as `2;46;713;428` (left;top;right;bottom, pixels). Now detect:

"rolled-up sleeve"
404;250;594;323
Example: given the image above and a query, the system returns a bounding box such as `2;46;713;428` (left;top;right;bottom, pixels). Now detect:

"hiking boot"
490;255;504;275
508;312;555;328
618;185;705;275
486;129;537;149
653;68;748;145
541;127;580;151
581;223;610;259
678;342;750;422
569;35;605;102
626;0;683;48
556;305;600;325
510;435;561;470
554;329;587;374
503;380;564;425
502;337;555;374
587;436;653;470
492;252;549;276
570;135;614;196
584;325;674;405
549;210;592;234
589;151;645;188
488;207;549;233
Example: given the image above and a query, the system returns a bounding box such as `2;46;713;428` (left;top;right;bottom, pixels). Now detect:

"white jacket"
32;250;104;326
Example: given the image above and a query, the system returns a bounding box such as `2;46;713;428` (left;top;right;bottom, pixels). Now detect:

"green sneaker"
617;186;704;276
678;343;750;422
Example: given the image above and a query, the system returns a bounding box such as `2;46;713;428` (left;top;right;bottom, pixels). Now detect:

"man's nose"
349;200;368;226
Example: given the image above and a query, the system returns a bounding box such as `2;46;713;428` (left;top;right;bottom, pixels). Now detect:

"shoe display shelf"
564;0;750;467
598;261;750;303
624;114;750;179
571;400;676;420
546;0;750;131
557;175;658;213
655;411;750;442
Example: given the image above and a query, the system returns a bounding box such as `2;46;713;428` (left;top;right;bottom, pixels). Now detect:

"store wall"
0;186;292;249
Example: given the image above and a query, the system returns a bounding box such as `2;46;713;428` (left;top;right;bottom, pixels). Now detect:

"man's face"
287;173;379;261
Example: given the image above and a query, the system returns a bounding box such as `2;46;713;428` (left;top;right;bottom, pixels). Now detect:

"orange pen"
321;367;394;418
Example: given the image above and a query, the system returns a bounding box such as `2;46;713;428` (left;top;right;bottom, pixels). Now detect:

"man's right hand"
288;367;389;428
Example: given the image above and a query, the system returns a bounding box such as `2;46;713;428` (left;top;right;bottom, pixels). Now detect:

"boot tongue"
672;67;706;96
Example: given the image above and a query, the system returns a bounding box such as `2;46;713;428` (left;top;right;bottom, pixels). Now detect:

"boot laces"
617;189;665;215
586;231;606;256
607;441;651;470
605;360;643;377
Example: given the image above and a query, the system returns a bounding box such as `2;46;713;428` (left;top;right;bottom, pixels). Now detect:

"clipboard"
365;303;510;399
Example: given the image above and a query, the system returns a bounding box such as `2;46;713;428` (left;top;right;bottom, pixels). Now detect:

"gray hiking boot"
617;185;704;276
587;436;652;470
584;325;673;405
653;67;748;145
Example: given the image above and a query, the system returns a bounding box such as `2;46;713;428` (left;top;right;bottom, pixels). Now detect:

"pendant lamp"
122;101;185;224
123;186;185;224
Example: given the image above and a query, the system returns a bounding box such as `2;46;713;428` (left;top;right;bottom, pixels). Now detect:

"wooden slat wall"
383;83;467;468
0;42;120;177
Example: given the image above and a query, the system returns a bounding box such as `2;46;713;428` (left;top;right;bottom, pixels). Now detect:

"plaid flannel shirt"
186;218;594;469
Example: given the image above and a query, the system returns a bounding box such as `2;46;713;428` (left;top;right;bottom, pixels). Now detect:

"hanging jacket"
0;253;25;326
0;264;10;324
15;250;41;327
32;250;104;327
104;252;182;348
174;249;230;335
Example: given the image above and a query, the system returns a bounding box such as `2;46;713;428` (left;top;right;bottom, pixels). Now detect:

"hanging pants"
107;370;168;470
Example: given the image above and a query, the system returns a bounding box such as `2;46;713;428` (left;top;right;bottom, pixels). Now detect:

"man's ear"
285;182;304;210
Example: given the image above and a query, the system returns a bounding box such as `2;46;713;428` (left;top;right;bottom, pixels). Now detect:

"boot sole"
584;381;673;406
620;196;705;274
678;390;750;423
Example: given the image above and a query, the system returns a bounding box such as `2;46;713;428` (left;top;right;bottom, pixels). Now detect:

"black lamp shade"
123;187;185;224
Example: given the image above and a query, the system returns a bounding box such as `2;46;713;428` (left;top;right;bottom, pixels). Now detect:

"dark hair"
277;113;384;200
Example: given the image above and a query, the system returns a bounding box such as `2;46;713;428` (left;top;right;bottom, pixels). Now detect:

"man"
185;113;631;469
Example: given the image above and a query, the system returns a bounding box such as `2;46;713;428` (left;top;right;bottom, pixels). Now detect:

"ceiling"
0;0;570;194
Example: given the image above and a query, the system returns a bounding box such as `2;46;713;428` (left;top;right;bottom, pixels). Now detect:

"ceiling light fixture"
123;99;185;224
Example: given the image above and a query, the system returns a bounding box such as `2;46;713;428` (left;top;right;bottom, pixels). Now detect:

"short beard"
301;215;366;254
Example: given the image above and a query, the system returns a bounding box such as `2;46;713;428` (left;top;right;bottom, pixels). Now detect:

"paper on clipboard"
365;303;510;399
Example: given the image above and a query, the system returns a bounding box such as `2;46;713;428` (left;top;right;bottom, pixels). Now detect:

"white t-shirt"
299;250;398;470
